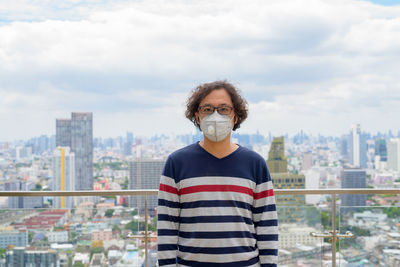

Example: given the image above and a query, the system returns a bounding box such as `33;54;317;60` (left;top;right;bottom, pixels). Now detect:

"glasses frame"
198;104;233;115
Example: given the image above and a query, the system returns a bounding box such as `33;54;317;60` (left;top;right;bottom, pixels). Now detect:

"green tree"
122;177;129;190
384;207;400;218
305;206;321;227
90;246;103;258
105;209;114;218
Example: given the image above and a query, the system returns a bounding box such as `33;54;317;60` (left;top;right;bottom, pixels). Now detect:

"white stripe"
180;206;252;218
253;195;276;208
158;206;180;217
181;191;253;204
158;190;179;203
257;225;278;234
178;236;256;248
178;250;259;263
160;175;176;187
259;255;278;264
254;181;274;193
253;210;278;222
156;235;178;245
158;221;180;231
179;222;255;233
178;176;256;190
257;240;279;249
157;250;177;259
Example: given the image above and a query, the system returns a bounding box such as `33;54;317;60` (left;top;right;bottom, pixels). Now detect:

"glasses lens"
217;106;232;115
200;105;213;114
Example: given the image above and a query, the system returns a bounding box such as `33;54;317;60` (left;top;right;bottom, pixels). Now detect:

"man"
157;81;278;266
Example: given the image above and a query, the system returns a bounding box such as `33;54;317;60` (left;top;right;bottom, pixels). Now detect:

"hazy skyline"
1;0;400;141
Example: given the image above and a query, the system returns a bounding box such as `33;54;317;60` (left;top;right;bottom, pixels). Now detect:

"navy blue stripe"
256;234;278;241
158;244;177;251
254;219;278;227
261;264;277;267
180;215;253;225
181;200;252;210
158;229;178;236
158;198;180;208
259;249;278;256
178;245;256;254
177;256;260;267
159;258;177;266
165;143;270;183
252;204;276;214
158;214;179;222
179;231;255;239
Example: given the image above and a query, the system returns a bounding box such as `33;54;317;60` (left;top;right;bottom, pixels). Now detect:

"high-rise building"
340;168;367;210
56;112;93;190
5;181;43;209
129;159;166;212
348;124;367;168
0;230;28;249
267;137;305;223
387;138;400;172
267;137;288;173
52;147;75;208
375;138;387;162
124;132;134;156
301;152;313;171
6;247;59;267
56;119;71;148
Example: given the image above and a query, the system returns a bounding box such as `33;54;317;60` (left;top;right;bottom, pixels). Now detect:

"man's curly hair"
185;80;248;131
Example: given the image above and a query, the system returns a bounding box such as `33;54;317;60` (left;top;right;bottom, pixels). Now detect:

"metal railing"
2;188;400;266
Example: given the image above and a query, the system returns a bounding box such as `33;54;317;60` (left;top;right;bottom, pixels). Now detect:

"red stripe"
254;189;274;199
179;184;254;197
159;184;178;195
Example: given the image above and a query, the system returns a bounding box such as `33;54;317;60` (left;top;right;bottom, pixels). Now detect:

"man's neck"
199;135;238;159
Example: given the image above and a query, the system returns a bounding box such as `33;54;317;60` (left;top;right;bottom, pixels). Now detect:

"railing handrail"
0;188;399;197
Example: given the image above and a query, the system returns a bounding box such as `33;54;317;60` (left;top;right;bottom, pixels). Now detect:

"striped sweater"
157;143;278;267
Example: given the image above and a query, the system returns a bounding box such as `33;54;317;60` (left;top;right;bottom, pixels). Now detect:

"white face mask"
200;111;233;142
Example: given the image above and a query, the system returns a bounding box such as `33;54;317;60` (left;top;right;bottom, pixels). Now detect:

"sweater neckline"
196;141;242;160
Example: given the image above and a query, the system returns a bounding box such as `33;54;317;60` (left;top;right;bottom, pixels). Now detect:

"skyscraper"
129;159;166;212
5;181;43;209
375;138;387;162
387;138;400;172
56;112;93;190
267;137;305;223
340;168;366;210
348;124;367;168
56;119;71;147
52;147;75;208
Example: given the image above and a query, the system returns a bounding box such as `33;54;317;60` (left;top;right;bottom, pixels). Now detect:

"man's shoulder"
237;145;266;163
169;143;200;161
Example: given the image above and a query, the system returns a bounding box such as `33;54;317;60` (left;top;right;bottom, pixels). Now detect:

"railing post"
332;193;336;267
145;193;148;267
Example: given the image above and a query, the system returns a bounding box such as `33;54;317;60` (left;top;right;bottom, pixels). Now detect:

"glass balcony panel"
0;195;158;267
339;203;400;266
277;204;328;266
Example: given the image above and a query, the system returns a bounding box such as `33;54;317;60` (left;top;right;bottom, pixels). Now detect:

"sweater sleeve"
157;157;180;267
253;165;279;267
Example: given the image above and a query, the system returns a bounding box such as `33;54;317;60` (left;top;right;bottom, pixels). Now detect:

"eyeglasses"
198;105;233;115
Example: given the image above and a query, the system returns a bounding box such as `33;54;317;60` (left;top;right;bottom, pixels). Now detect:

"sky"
1;0;400;141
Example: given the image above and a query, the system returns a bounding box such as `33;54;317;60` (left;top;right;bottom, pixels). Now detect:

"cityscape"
0;112;399;266
2;0;400;266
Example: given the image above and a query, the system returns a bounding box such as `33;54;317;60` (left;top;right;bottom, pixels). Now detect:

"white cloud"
1;0;400;140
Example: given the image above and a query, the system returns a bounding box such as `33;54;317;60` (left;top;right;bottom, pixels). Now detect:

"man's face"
196;88;235;123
